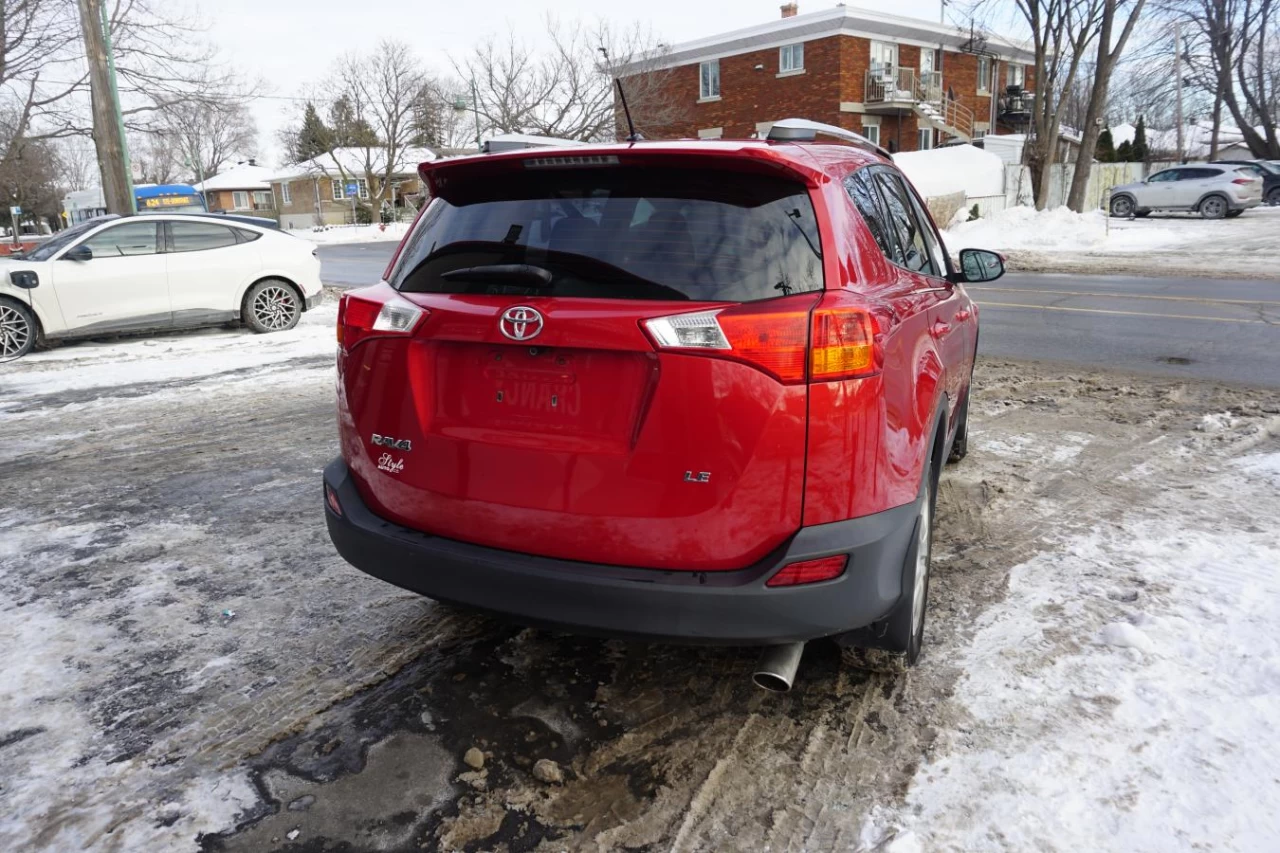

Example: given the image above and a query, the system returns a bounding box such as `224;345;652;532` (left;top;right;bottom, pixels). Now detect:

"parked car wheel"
1109;195;1135;217
1266;186;1280;206
1133;210;1151;218
839;428;939;673
1225;210;1244;218
242;279;302;334
1198;194;1229;219
0;297;37;360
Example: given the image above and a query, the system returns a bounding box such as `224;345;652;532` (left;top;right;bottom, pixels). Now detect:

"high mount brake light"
643;297;880;384
524;155;621;169
337;288;427;349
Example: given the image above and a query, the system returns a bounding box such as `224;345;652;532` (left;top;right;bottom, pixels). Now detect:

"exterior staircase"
865;67;975;143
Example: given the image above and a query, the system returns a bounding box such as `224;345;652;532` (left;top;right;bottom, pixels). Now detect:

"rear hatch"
339;155;829;571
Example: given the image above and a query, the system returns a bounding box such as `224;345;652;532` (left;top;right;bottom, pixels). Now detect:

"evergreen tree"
1116;140;1134;161
1131;115;1148;162
292;102;332;162
1095;127;1116;162
329;97;379;147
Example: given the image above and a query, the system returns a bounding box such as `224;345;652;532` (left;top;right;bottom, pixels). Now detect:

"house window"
918;128;934;150
357;178;370;200
977;56;991;93
332;179;345;200
974;128;987;139
779;43;804;73
699;60;720;100
1007;63;1025;88
281;182;292;204
253;190;272;208
870;41;898;79
231;191;249;210
863;124;881;145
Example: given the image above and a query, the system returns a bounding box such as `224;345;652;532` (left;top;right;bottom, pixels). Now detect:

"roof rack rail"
482;133;588;154
766;118;892;160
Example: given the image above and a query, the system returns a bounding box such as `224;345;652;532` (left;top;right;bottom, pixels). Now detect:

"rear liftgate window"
392;167;824;302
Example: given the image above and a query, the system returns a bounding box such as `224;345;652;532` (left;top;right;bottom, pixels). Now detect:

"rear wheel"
1133;210;1151;218
0;298;37;361
840;441;937;673
1198;195;1228;219
1109;195;1135;217
1225;210;1243;218
243;279;301;333
1267;187;1280;206
947;389;970;464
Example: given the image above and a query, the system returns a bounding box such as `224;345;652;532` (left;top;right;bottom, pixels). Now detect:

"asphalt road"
318;243;1280;389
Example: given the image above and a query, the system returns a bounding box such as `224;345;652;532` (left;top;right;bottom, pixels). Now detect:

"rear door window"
392;167;824;302
845;169;898;261
168;222;239;252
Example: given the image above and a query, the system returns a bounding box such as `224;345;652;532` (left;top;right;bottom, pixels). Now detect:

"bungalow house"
193;162;276;216
266;146;437;230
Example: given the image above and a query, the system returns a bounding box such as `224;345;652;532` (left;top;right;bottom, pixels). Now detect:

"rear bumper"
304;291;322;310
323;459;919;645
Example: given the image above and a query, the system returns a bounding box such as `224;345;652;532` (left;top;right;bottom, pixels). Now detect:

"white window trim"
918;128;934;150
357;178;370;200
977;56;991;94
231;191;250;210
280;182;292;205
1007;63;1025;87
863;124;881;145
332;179;346;201
779;43;804;74
699;59;720;101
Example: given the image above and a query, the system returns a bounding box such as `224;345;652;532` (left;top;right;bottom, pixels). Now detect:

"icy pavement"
947;205;1280;280
1;312;1279;851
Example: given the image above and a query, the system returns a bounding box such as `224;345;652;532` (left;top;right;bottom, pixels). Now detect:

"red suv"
324;120;1004;683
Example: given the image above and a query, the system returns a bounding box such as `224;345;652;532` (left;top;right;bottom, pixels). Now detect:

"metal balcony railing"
864;66;975;140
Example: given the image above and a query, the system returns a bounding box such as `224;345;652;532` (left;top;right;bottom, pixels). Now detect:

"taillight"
643;294;881;384
767;555;848;587
337;284;427;350
642;296;815;384
1231;177;1254;185
810;306;878;381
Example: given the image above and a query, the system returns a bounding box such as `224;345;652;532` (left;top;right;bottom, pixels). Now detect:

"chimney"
781;2;798;17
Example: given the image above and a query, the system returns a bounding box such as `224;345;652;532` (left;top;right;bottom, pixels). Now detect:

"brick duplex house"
619;3;1036;153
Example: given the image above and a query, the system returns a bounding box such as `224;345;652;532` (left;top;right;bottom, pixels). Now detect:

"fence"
998;160;1182;212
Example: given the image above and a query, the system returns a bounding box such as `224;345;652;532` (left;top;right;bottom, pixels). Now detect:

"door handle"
955;309;972;322
930;320;951;339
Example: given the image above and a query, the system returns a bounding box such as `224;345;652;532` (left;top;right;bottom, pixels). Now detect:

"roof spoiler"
766;118;892;160
482;134;588;154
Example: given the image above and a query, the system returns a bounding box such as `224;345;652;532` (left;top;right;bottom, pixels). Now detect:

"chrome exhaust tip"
752;642;805;692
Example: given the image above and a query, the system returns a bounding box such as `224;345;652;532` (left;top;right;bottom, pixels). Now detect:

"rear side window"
845;170;897;260
391;167;824;302
169;222;238;252
873;171;938;276
1180;168;1221;180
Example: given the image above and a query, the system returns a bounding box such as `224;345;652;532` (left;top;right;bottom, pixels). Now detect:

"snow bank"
293;222;411;245
893;144;1004;199
871;452;1280;852
945;205;1181;253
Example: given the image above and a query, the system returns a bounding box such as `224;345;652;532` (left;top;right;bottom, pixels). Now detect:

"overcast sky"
208;0;953;165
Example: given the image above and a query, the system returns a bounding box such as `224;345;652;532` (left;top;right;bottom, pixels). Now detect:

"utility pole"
78;0;135;215
1174;21;1185;163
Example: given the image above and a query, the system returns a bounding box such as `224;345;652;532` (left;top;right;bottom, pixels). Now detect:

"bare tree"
457;18;687;142
151;100;257;181
55;137;99;191
1066;0;1148;210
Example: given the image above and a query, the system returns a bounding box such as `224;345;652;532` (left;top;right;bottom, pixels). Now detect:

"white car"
0;214;323;360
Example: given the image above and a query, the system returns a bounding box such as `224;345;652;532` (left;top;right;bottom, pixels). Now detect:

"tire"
1267;187;1280;206
1133;210;1151;218
242;279;302;334
839;428;939;673
1225;210;1243;218
1109;195;1135;217
1198;195;1228;219
0;297;37;361
947;389;970;464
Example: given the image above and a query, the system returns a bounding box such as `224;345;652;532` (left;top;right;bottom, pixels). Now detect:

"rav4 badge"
372;434;412;451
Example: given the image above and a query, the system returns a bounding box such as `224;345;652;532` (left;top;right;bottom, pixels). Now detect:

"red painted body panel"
340;140;978;571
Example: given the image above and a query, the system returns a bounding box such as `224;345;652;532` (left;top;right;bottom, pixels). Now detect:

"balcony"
864;66;974;141
999;86;1035;124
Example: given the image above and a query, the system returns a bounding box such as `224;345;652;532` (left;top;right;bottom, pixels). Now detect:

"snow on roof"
268;147;438;182
193;163;274;192
618;4;1035;75
894;144;1005;199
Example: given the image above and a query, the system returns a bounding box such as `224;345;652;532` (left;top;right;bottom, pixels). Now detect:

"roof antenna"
599;47;643;142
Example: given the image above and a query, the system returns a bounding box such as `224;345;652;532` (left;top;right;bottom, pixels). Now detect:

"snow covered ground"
946;205;1280;279
292;221;411;245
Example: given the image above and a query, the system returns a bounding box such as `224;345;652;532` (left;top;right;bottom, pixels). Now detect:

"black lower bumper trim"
324;459;919;645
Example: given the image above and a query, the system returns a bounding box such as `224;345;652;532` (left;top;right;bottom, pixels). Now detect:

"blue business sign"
346;182;359;196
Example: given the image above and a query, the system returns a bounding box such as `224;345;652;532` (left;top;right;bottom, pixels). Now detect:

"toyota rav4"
323;120;1004;681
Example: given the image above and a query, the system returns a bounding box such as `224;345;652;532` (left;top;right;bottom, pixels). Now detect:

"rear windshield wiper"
440;264;553;287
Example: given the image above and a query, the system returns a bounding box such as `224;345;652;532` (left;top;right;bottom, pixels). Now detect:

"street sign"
345;182;359;197
9;206;20;216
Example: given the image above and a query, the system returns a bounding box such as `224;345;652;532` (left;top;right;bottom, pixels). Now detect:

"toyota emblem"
499;306;543;341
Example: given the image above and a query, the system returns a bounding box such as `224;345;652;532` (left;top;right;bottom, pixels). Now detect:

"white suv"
0;214;323;360
1109;165;1264;219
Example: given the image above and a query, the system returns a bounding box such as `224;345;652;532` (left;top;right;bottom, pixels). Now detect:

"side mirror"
958;248;1005;283
8;269;39;289
63;244;92;262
